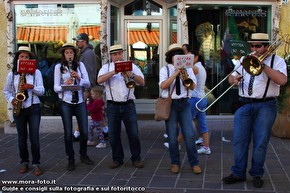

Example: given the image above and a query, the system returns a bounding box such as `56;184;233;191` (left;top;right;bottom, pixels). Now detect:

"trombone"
196;39;284;112
195;70;238;112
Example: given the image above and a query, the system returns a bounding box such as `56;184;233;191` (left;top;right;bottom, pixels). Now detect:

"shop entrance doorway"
187;8;233;115
186;4;271;114
124;20;161;100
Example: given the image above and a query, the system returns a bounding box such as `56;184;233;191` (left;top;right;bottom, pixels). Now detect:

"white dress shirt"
159;64;197;99
3;69;45;108
98;62;144;102
232;54;287;98
54;62;90;104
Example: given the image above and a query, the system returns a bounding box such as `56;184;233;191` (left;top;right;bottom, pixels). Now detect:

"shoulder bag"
154;65;175;121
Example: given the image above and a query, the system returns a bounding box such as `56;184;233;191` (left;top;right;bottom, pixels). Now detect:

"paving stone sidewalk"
0;118;290;193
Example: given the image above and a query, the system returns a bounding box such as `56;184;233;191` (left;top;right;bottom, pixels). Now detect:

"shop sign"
20;9;62;17
225;9;267;17
19;4;62;17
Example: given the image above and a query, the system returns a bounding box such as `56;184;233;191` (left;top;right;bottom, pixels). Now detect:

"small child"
86;86;106;148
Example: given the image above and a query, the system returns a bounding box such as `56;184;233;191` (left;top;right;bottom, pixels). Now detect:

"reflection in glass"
126;22;160;99
111;5;119;46
168;6;177;44
185;4;271;115
124;0;162;16
15;3;101;115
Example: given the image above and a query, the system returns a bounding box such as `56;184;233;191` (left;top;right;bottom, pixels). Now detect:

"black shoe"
67;159;75;171
103;132;109;140
80;155;94;165
253;176;264;188
222;174;246;184
110;161;123;169
73;136;80;141
132;160;144;168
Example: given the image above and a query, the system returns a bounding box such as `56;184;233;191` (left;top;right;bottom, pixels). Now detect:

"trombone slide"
195;83;236;112
195;71;237;112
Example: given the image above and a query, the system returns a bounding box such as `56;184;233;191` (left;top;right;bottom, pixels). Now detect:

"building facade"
0;0;289;126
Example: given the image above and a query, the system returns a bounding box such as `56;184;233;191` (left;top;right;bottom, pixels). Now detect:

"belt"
172;98;188;101
240;97;276;103
107;99;134;105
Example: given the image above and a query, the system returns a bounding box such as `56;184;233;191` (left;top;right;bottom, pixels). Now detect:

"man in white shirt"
97;44;145;169
223;33;288;188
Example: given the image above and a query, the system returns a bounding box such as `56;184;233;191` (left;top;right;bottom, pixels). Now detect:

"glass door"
125;20;161;99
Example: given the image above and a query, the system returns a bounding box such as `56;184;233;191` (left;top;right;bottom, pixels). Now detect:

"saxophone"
13;73;27;116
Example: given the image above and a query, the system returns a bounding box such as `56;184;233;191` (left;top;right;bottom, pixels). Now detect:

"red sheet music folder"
114;61;133;73
17;60;37;74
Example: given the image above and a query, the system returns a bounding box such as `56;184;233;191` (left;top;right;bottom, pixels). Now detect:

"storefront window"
124;0;162;16
185;4;272;114
110;5;120;46
168;6;177;44
14;3;101;115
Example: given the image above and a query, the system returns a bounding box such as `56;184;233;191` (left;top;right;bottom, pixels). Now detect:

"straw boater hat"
58;43;78;53
110;44;126;54
247;33;271;43
16;46;34;57
165;43;183;56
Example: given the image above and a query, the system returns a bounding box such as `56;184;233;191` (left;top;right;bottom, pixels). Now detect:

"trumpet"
13;73;27;116
180;68;193;88
195;39;283;112
123;73;136;88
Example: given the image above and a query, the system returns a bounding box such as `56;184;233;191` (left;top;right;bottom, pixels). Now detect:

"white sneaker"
197;147;211;154
163;134;168;138
195;138;204;145
164;142;169;148
164;142;181;150
96;143;106;148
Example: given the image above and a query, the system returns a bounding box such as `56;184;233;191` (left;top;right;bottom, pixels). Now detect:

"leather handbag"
154;65;175;121
154;95;173;121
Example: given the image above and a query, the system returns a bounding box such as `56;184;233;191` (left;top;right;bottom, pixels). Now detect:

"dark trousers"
59;101;88;160
14;104;41;165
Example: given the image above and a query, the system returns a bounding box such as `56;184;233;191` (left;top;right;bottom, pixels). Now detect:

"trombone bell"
241;56;263;76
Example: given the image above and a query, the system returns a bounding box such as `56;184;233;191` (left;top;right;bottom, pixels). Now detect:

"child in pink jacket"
86;86;106;148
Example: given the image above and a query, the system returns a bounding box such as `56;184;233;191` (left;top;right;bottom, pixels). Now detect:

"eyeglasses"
251;44;263;48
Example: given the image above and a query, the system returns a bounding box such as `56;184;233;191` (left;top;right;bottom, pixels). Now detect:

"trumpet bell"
183;79;193;88
241;55;263;76
180;68;193;88
126;81;136;88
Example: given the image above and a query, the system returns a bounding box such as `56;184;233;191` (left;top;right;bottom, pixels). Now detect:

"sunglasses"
251;44;263;48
